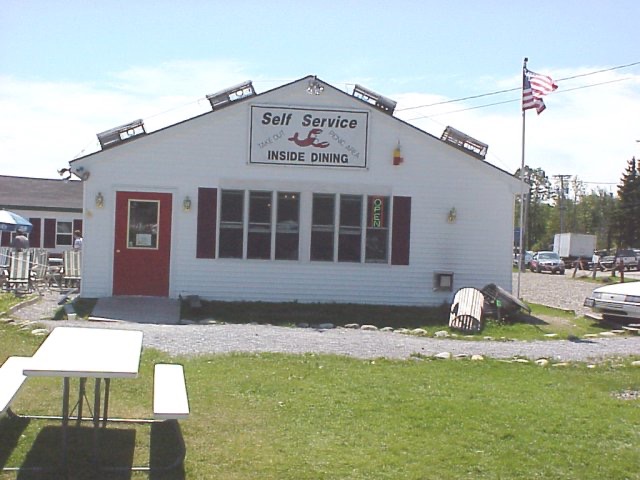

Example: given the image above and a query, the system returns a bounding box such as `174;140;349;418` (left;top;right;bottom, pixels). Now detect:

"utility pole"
554;174;571;234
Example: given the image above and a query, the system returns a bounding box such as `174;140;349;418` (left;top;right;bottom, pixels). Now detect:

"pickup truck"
599;249;639;271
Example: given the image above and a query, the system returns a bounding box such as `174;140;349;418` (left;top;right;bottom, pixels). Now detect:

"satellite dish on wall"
80;171;90;181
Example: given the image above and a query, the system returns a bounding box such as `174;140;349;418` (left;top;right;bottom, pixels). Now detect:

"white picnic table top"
23;326;143;379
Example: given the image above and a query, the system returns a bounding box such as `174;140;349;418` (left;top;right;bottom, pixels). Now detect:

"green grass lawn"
0;293;30;316
1;323;639;479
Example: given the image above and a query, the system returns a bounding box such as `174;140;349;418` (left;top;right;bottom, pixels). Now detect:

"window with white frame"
365;196;389;263
311;194;390;263
275;192;300;260
218;189;301;261
338;195;362;262
219;190;244;258
56;221;73;246
216;190;390;263
247;191;272;259
311;193;335;261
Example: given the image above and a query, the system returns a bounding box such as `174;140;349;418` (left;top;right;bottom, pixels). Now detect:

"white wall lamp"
95;192;104;208
183;196;192;212
447;207;457;223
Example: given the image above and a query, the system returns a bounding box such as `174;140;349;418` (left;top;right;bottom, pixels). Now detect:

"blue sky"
2;0;639;189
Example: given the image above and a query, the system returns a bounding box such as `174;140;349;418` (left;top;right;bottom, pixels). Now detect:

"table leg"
102;378;111;428
61;377;70;468
93;378;102;464
77;377;86;426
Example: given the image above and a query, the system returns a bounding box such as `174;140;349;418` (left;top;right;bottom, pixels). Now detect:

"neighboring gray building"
0;175;83;253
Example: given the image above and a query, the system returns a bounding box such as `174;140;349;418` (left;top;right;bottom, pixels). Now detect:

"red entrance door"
113;191;172;296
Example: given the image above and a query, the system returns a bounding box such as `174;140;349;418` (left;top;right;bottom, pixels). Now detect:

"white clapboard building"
67;76;522;305
0;175;83;254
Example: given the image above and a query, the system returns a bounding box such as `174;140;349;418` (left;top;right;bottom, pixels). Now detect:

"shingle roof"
0;175;83;212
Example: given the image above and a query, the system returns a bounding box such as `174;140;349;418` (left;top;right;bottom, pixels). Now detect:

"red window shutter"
73;219;83;234
44;218;57;248
29;218;42;248
1;232;10;247
391;196;411;266
196;188;217;259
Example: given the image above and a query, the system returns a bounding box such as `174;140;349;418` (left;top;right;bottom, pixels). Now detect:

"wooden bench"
0;356;30;417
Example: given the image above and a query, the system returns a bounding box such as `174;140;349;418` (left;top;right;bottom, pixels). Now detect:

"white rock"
344;323;360;329
535;359;549;366
31;328;49;336
360;325;378;331
471;354;484;361
434;330;449;338
434;352;452;360
631;360;640;367
599;331;615;337
318;323;335;330
412;328;428;336
380;327;394;332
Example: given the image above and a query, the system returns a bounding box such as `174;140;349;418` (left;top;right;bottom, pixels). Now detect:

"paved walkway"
91;296;180;324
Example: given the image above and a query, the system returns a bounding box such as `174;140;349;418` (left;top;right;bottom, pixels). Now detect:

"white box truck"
553;233;596;268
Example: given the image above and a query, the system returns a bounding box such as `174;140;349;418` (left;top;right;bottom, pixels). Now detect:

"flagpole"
516;57;528;298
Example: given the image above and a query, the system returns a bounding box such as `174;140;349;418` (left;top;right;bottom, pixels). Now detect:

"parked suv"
600;249;639;271
530;251;565;274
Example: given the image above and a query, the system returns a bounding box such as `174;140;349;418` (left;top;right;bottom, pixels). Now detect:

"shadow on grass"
14;426;135;479
0;414;30;468
2;421;186;480
149;421;186;480
513;312;549;326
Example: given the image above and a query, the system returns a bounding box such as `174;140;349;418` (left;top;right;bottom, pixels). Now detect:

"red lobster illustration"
288;128;330;148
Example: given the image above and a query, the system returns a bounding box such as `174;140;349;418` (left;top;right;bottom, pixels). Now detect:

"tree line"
515;157;640;252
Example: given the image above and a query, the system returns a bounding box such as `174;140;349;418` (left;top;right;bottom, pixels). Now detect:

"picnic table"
1;326;189;473
23;327;144;467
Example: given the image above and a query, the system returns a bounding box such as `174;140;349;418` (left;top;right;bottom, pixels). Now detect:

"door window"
127;200;159;249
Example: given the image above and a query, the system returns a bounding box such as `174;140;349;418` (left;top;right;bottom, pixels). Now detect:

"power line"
402;76;633;121
396;60;640;113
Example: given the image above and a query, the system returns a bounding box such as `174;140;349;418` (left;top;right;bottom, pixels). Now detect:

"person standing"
11;228;29;251
73;230;83;250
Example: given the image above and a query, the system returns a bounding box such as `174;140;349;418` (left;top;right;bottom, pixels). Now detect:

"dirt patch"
533;314;576;328
612;389;640;401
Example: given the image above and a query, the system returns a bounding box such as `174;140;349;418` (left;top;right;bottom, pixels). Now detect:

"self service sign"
250;106;369;168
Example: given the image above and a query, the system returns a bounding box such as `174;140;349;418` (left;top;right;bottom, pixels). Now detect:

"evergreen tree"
614;157;640;248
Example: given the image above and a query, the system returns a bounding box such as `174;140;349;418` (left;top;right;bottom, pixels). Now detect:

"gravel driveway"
6;272;640;363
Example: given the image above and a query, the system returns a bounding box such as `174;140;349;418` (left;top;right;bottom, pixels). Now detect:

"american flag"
522;68;558;114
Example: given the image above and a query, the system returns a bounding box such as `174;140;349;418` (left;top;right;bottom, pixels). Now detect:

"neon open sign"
369;196;385;228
